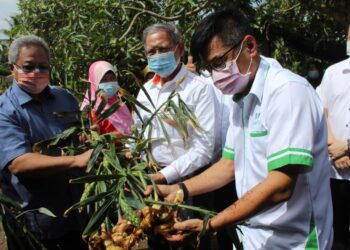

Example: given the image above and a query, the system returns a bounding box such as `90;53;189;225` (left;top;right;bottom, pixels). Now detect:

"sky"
0;0;19;39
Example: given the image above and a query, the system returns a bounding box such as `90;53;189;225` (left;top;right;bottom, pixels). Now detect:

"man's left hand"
163;219;203;243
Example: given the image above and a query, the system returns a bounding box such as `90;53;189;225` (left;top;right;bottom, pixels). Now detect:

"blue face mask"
147;51;178;78
99;82;119;98
307;70;319;80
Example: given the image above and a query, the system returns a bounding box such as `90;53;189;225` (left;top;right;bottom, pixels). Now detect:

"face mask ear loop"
233;40;251;75
234;41;244;62
245;56;253;75
173;44;179;52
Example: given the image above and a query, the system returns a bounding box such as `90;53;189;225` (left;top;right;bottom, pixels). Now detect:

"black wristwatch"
177;182;189;201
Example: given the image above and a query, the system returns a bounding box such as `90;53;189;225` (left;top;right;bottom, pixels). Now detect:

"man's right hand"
328;140;348;160
334;155;350;169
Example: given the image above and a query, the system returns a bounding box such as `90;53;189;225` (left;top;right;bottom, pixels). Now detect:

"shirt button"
347;124;349;127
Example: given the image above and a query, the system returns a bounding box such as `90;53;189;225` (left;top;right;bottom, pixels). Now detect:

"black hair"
190;9;252;63
307;61;323;72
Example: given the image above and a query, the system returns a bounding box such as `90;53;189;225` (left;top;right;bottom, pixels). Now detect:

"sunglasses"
14;63;50;73
201;38;243;74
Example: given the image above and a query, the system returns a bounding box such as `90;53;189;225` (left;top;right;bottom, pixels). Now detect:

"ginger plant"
34;84;217;250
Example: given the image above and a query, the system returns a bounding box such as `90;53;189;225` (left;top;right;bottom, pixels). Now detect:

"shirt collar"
150;63;188;90
12;81;32;105
345;57;350;68
12;81;54;106
233;56;270;103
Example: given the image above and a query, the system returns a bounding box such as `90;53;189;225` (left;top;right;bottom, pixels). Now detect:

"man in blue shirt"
0;35;92;249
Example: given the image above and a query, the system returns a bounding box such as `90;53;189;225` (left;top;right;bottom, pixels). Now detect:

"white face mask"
347;40;350;56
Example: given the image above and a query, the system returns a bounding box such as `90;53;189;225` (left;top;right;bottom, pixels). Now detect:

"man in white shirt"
155;9;333;249
135;23;218;185
186;57;237;250
316;27;350;248
135;22;219;250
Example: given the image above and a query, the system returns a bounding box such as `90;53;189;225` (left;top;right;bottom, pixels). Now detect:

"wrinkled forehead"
145;30;175;49
17;45;49;64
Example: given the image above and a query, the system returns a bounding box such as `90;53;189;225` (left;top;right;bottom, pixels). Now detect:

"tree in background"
1;0;349;97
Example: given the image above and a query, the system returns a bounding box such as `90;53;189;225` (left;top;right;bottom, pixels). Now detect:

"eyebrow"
22;60;49;65
206;54;226;64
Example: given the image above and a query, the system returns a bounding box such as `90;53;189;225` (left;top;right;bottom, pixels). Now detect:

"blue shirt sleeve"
0;109;32;170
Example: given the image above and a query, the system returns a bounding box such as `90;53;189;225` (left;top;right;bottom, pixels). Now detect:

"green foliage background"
0;0;349;97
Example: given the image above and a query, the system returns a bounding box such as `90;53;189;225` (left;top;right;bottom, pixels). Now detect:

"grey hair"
142;23;182;48
8;35;50;64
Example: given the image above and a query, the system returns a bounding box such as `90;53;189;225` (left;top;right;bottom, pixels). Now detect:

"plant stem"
144;199;217;217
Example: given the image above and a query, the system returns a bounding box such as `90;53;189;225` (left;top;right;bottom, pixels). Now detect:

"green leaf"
125;195;145;210
157;116;171;145
82;198;114;237
70;174;119;184
37;207;56;218
95;97;107;116
64;190;114;217
131;162;146;171
48;126;80;147
102;150;122;171
87;143;104;172
122;93;152;113
96;101;121;123
0;193;21;209
125;70;155;109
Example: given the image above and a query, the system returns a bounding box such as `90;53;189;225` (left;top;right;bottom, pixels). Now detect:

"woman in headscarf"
81;60;133;136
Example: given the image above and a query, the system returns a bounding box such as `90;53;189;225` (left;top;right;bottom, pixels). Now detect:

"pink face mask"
212;42;252;95
17;71;49;94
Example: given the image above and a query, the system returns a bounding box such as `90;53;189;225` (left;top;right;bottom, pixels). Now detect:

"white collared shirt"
317;58;350;180
199;74;233;161
135;64;219;183
223;56;333;249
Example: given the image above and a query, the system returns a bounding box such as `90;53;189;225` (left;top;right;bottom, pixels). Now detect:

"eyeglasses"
202;38;243;74
13;63;50;73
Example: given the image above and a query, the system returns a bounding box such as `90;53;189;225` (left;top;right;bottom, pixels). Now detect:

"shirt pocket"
248;123;268;160
48;112;78;132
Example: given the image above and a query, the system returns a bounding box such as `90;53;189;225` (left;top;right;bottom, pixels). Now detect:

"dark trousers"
41;232;88;250
331;178;350;249
213;181;238;250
